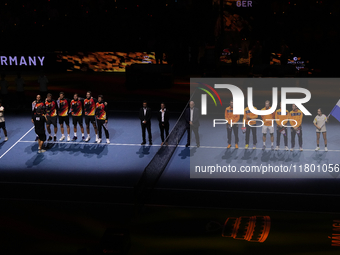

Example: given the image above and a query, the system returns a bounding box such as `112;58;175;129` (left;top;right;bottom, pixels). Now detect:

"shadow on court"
241;149;257;164
25;153;45;168
272;151;288;163
289;151;302;163
0;128;20;149
311;151;328;163
222;149;238;163
0;140;6;149
178;148;190;159
260;150;272;162
24;143;109;159
136;146;151;158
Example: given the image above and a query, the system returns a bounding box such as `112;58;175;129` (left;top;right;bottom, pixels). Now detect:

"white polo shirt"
313;114;327;132
0;106;5;123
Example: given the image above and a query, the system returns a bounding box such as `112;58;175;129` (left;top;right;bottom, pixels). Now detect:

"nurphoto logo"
200;84;311;116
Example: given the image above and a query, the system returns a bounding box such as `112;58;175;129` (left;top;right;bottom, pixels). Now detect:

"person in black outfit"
95;95;110;144
185;101;200;147
31;94;46;141
33;106;47;153
139;101;152;145
158;102;169;145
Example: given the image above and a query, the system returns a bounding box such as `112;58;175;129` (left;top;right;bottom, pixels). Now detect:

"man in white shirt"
139;101;152;145
185;101;200;147
158;102;169;145
0;100;8;141
38;72;49;93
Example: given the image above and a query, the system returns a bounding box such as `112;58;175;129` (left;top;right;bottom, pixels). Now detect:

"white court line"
19;140;178;147
183;145;340;152
17;140;340;152
0;127;34;160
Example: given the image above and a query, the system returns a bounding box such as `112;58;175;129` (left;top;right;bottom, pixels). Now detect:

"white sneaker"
275;146;279;151
59;135;65;141
97;138;102;144
325;147;328;152
106;139;110;144
67;136;71;142
315;147;320;151
4;137;8;141
285;146;289;151
38;149;46;153
290;148;294;152
300;147;303;152
85;136;91;142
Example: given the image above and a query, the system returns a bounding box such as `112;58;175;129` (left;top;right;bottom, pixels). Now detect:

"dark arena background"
1;0;340;254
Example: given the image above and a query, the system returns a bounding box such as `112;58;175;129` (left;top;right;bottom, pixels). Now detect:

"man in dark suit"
139;101;152;145
158;102;169;145
185;101;200;147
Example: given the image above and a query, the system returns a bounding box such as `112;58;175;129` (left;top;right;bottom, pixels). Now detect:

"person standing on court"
139;101;152;145
33;106;47;153
158;102;169;145
261;100;275;150
57;92;71;142
0;99;8;142
275;102;290;151
225;100;240;149
32;94;46;141
290;103;303;152
185;101;200;148
70;93;85;141
243;104;258;149
95;95;110;144
45;93;58;142
313;108;328;152
83;91;99;142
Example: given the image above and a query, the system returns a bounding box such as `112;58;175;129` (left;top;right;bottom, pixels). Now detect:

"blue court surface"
2;112;340;195
156;115;340;194
0;112;179;187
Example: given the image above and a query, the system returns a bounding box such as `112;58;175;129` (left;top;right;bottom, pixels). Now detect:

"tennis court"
1;108;340;201
0;112;179;187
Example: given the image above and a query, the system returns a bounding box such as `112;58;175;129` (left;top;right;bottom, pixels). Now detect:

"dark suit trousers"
159;122;169;142
141;121;152;143
187;125;200;145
